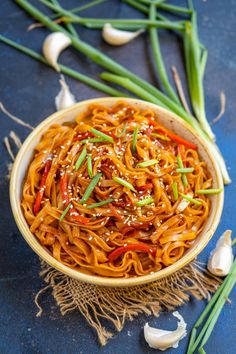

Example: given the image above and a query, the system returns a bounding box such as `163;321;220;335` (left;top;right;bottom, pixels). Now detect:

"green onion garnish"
196;188;223;195
81;138;108;144
176;154;188;187
80;173;102;204
59;203;71;222
176;167;194;173
75;146;87;170
172;182;178;201
87;198;114;209
132;126;139;154
87;155;93;178
151;132;170;141
118;122;128;137
179;193;202;205
90;128;114;143
113;176;136;192
136;159;158;168
136;196;154;206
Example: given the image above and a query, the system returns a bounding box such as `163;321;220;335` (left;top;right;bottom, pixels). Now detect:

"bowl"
10;97;224;287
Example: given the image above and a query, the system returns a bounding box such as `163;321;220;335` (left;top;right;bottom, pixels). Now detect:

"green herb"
132;126;139;154
59;202;71;221
87;198;114;209
136;197;154;206
151;132;170;141
52;0;108;18
87;156;93;178
118;122;128;137
157;3;192;15
179;193;202;205
75;146;87;170
187;257;236;353
176;167;194;173
113;176;136;192
123;0;170;22
176;154;188;187
90;128;114;143
81;138;107;144
80;173;102;204
136;159;158;168
172;182;179;201
50;0;78;38
196;188;223;195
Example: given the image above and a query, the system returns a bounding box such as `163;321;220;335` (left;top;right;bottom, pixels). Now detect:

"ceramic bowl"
10;97;224;287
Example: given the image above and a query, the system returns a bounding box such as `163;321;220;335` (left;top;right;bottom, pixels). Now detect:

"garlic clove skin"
208;230;233;277
55;76;76;111
144;311;187;351
102;23;145;46
43;32;71;72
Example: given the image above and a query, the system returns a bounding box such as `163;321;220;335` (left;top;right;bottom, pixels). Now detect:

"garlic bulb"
102;23;144;46
208;230;233;277
55;76;76;111
43;32;71;72
144;311;187;351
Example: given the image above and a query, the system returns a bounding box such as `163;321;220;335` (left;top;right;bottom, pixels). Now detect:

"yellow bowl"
10;97;224;287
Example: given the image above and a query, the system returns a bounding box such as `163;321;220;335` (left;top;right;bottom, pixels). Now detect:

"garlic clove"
102;23;145;46
43;32;72;72
55;75;76;111
208;230;233;276
176;193;193;213
144;311;187;351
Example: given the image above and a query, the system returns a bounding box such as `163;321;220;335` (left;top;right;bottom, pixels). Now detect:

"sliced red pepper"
34;159;52;215
136;183;153;191
148;119;197;150
108;243;156;262
101;130;116;140
60;173;89;225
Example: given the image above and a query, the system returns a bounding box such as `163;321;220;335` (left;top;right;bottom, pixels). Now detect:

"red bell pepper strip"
136;183;153;191
148;119;197;150
34;159;52;215
108;243;156;262
60;173;89;225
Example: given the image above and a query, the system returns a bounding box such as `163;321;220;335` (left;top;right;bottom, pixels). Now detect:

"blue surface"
0;1;236;353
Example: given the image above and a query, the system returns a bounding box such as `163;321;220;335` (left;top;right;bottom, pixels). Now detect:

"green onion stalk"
51;0;108;19
13;0;231;184
49;0;78;38
123;0;169;22
136;0;192;15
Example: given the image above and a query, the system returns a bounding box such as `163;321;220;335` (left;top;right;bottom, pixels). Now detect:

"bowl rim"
10;97;224;287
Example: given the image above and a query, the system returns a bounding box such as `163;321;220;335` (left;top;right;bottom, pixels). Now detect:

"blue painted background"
0;1;236;353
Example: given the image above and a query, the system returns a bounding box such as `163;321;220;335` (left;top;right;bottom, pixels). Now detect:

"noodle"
22;101;212;278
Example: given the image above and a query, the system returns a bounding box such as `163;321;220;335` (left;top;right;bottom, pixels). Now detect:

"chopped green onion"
151;132;170;141
75;147;87;170
132;126;139;154
136;196;154;206
176;154;188;187
176;167;194;173
172;182;179;201
136;159;158;168
118;122;128;137
179;193;202;205
87;156;93;178
81;138;107;144
87;198;114;209
90;128;114;143
196;188;223;195
59;203;71;222
113;176;136;192
80;173;102;204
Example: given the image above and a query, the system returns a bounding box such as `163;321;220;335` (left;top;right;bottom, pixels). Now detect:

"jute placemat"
35;261;220;346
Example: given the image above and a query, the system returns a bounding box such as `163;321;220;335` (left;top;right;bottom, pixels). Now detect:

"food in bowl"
21;101;215;278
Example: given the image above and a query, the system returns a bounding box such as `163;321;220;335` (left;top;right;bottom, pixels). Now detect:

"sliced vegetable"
176;167;194;173
113;176;136;192
136;159;158;168
90;127;114;143
118;121;128;137
75;146;87;170
87;155;93;178
172;181;179;201
80;173;102;204
87;198;114;209
196;188;223;195
81;137;108;144
136;196;154;206
179;192;202;206
34;159;52;215
136;183;153;191
177;154;188;188
132;126;139;154
151;132;170;141
108;243;156;262
59;202;72;221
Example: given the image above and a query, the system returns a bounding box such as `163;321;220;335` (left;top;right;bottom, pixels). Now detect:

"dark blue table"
0;1;236;353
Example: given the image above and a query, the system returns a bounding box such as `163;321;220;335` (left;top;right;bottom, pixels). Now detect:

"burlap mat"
35;261;220;346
